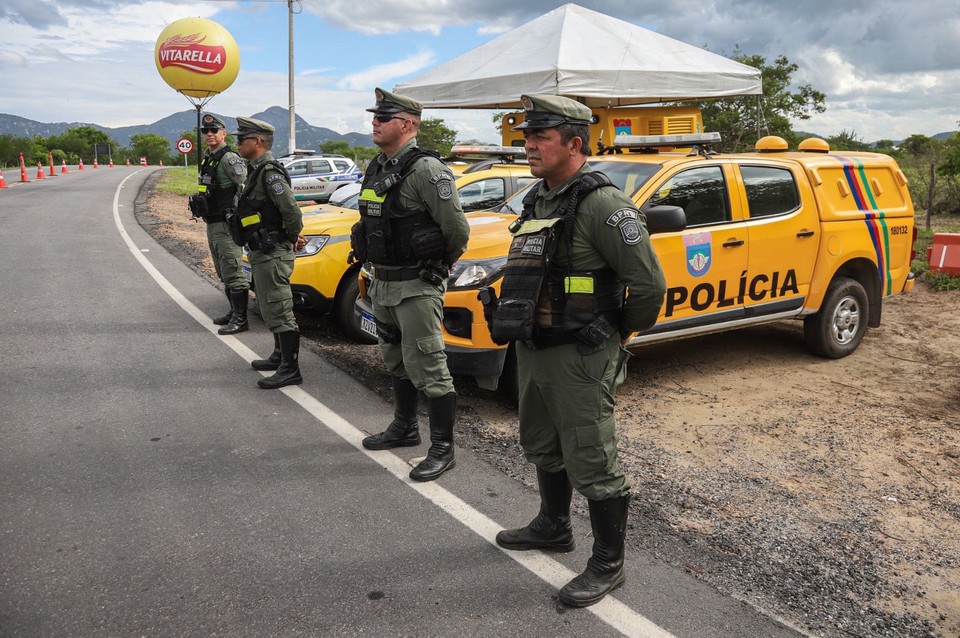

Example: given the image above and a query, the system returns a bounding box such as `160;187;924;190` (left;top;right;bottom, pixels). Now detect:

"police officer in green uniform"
192;113;249;335
231;116;306;389
488;95;666;607
351;88;470;482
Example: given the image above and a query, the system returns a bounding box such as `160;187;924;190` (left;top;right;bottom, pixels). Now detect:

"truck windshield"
589;161;662;198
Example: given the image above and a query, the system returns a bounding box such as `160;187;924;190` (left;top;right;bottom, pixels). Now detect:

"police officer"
489;95;666;607
193;113;249;335
352;88;470;482
231;117;306;389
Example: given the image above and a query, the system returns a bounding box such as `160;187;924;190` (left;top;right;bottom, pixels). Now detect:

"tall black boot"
558;494;630;608
218;289;249;335
409;392;456;482
257;331;302;389
251;333;282;371
496;467;575;552
362;377;421;450
213;288;233;325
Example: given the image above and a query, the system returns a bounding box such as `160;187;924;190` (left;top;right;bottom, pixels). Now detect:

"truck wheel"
804;276;868;358
334;270;377;345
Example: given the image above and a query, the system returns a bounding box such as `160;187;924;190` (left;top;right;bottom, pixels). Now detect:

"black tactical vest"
356;148;444;266
198;146;238;222
491;172;626;346
235;159;291;240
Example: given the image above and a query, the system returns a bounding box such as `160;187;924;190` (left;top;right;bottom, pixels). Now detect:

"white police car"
279;150;362;203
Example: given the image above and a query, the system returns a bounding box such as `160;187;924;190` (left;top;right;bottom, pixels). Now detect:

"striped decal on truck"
835;156;893;295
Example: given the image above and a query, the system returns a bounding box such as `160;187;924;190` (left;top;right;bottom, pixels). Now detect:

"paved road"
0;168;804;637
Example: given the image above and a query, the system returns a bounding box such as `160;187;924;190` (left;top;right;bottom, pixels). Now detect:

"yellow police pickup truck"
358;126;917;396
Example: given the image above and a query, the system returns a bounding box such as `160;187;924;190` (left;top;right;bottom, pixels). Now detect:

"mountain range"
0;106;374;151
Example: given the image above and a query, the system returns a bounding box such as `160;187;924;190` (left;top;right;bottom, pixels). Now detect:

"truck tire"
804;276;869;358
334;269;377;345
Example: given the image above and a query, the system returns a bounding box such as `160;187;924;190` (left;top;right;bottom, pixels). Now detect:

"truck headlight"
448;257;507;290
296;235;329;257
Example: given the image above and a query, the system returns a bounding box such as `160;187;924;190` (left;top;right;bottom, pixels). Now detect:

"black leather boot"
251;333;281;371
213;289;233;325
558;494;630;608
257;331;302;389
218;289;249;335
496;467;575;552
409;392;456;481
362;377;421;450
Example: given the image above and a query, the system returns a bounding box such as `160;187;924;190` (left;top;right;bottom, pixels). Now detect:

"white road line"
113;171;676;638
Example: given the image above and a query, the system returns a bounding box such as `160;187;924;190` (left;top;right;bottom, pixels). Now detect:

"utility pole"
287;0;296;154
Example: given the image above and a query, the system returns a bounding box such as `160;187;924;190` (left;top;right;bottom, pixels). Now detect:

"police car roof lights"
448;145;526;159
611;132;721;150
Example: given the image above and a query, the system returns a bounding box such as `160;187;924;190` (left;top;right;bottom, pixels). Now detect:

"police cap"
200;113;226;130
512;94;592;130
233;116;275;136
365;87;423;116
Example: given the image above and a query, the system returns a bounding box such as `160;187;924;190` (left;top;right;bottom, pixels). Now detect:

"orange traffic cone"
159;160;164;166
36;164;45;180
20;165;28;182
78;158;85;171
0;168;7;188
125;159;130;167
61;160;68;174
109;158;114;168
93;158;99;168
48;154;56;177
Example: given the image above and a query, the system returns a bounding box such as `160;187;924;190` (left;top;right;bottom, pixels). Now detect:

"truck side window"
286;161;307;177
741;166;801;218
648;166;729;227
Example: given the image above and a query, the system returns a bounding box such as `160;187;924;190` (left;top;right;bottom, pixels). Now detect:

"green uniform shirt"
531;162;666;335
243;151;303;243
368;139;470;306
209;142;246;192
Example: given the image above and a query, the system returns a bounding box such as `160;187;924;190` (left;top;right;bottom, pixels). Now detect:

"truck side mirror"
642;204;687;234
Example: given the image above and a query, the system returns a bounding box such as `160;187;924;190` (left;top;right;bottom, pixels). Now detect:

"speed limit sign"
176;138;194;154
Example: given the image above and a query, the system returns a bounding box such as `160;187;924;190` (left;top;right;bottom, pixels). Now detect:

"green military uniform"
516;160;665;500
493;94;666;609
232;116;304;390
196;113;249;334
356;88;470;482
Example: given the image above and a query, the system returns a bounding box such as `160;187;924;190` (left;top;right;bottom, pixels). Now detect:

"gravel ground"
138;172;960;638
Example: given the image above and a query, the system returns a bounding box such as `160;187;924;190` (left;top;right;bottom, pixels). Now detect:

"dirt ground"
139;175;960;638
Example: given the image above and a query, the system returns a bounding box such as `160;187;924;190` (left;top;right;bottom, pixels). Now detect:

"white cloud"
336;51;436;91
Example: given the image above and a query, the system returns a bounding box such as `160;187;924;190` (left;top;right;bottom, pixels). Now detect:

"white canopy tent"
395;3;762;109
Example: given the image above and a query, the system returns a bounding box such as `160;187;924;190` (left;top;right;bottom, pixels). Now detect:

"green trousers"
206;221;248;291
516;338;631;501
249;243;297;333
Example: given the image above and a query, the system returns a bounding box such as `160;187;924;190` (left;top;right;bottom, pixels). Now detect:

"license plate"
359;310;377;338
242;263;252;282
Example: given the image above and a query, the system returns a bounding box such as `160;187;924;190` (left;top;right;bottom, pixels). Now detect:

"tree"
416;118;457;155
698;51;826;152
130;133;172;166
899;134;946;229
319;140;352;155
827;129;871;152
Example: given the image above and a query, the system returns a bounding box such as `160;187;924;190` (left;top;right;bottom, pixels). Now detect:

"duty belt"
375;267;421;282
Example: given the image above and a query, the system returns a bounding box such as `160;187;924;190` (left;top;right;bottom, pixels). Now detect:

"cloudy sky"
1;0;958;143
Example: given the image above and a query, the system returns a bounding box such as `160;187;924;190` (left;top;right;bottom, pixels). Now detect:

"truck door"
734;162;819;318
641;163;749;334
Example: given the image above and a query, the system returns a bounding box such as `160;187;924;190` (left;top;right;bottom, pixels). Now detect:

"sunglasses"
237;135;260;143
200;127;222;134
374;114;409;124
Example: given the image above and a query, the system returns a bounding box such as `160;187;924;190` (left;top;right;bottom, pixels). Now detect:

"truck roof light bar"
612;132;721;149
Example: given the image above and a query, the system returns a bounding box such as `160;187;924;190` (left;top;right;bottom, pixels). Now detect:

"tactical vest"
356;148;445;266
198;146;238;222
491;171;626;347
234;159;291;246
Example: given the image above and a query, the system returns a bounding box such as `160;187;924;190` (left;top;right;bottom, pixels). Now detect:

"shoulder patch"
606;207;643;245
430;172;453;200
272;182;285;195
265;173;284;184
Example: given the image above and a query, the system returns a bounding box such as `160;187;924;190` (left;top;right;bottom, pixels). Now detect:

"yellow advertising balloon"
155;17;240;99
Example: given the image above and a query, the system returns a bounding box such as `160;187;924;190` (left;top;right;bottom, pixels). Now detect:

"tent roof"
394;3;762;109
